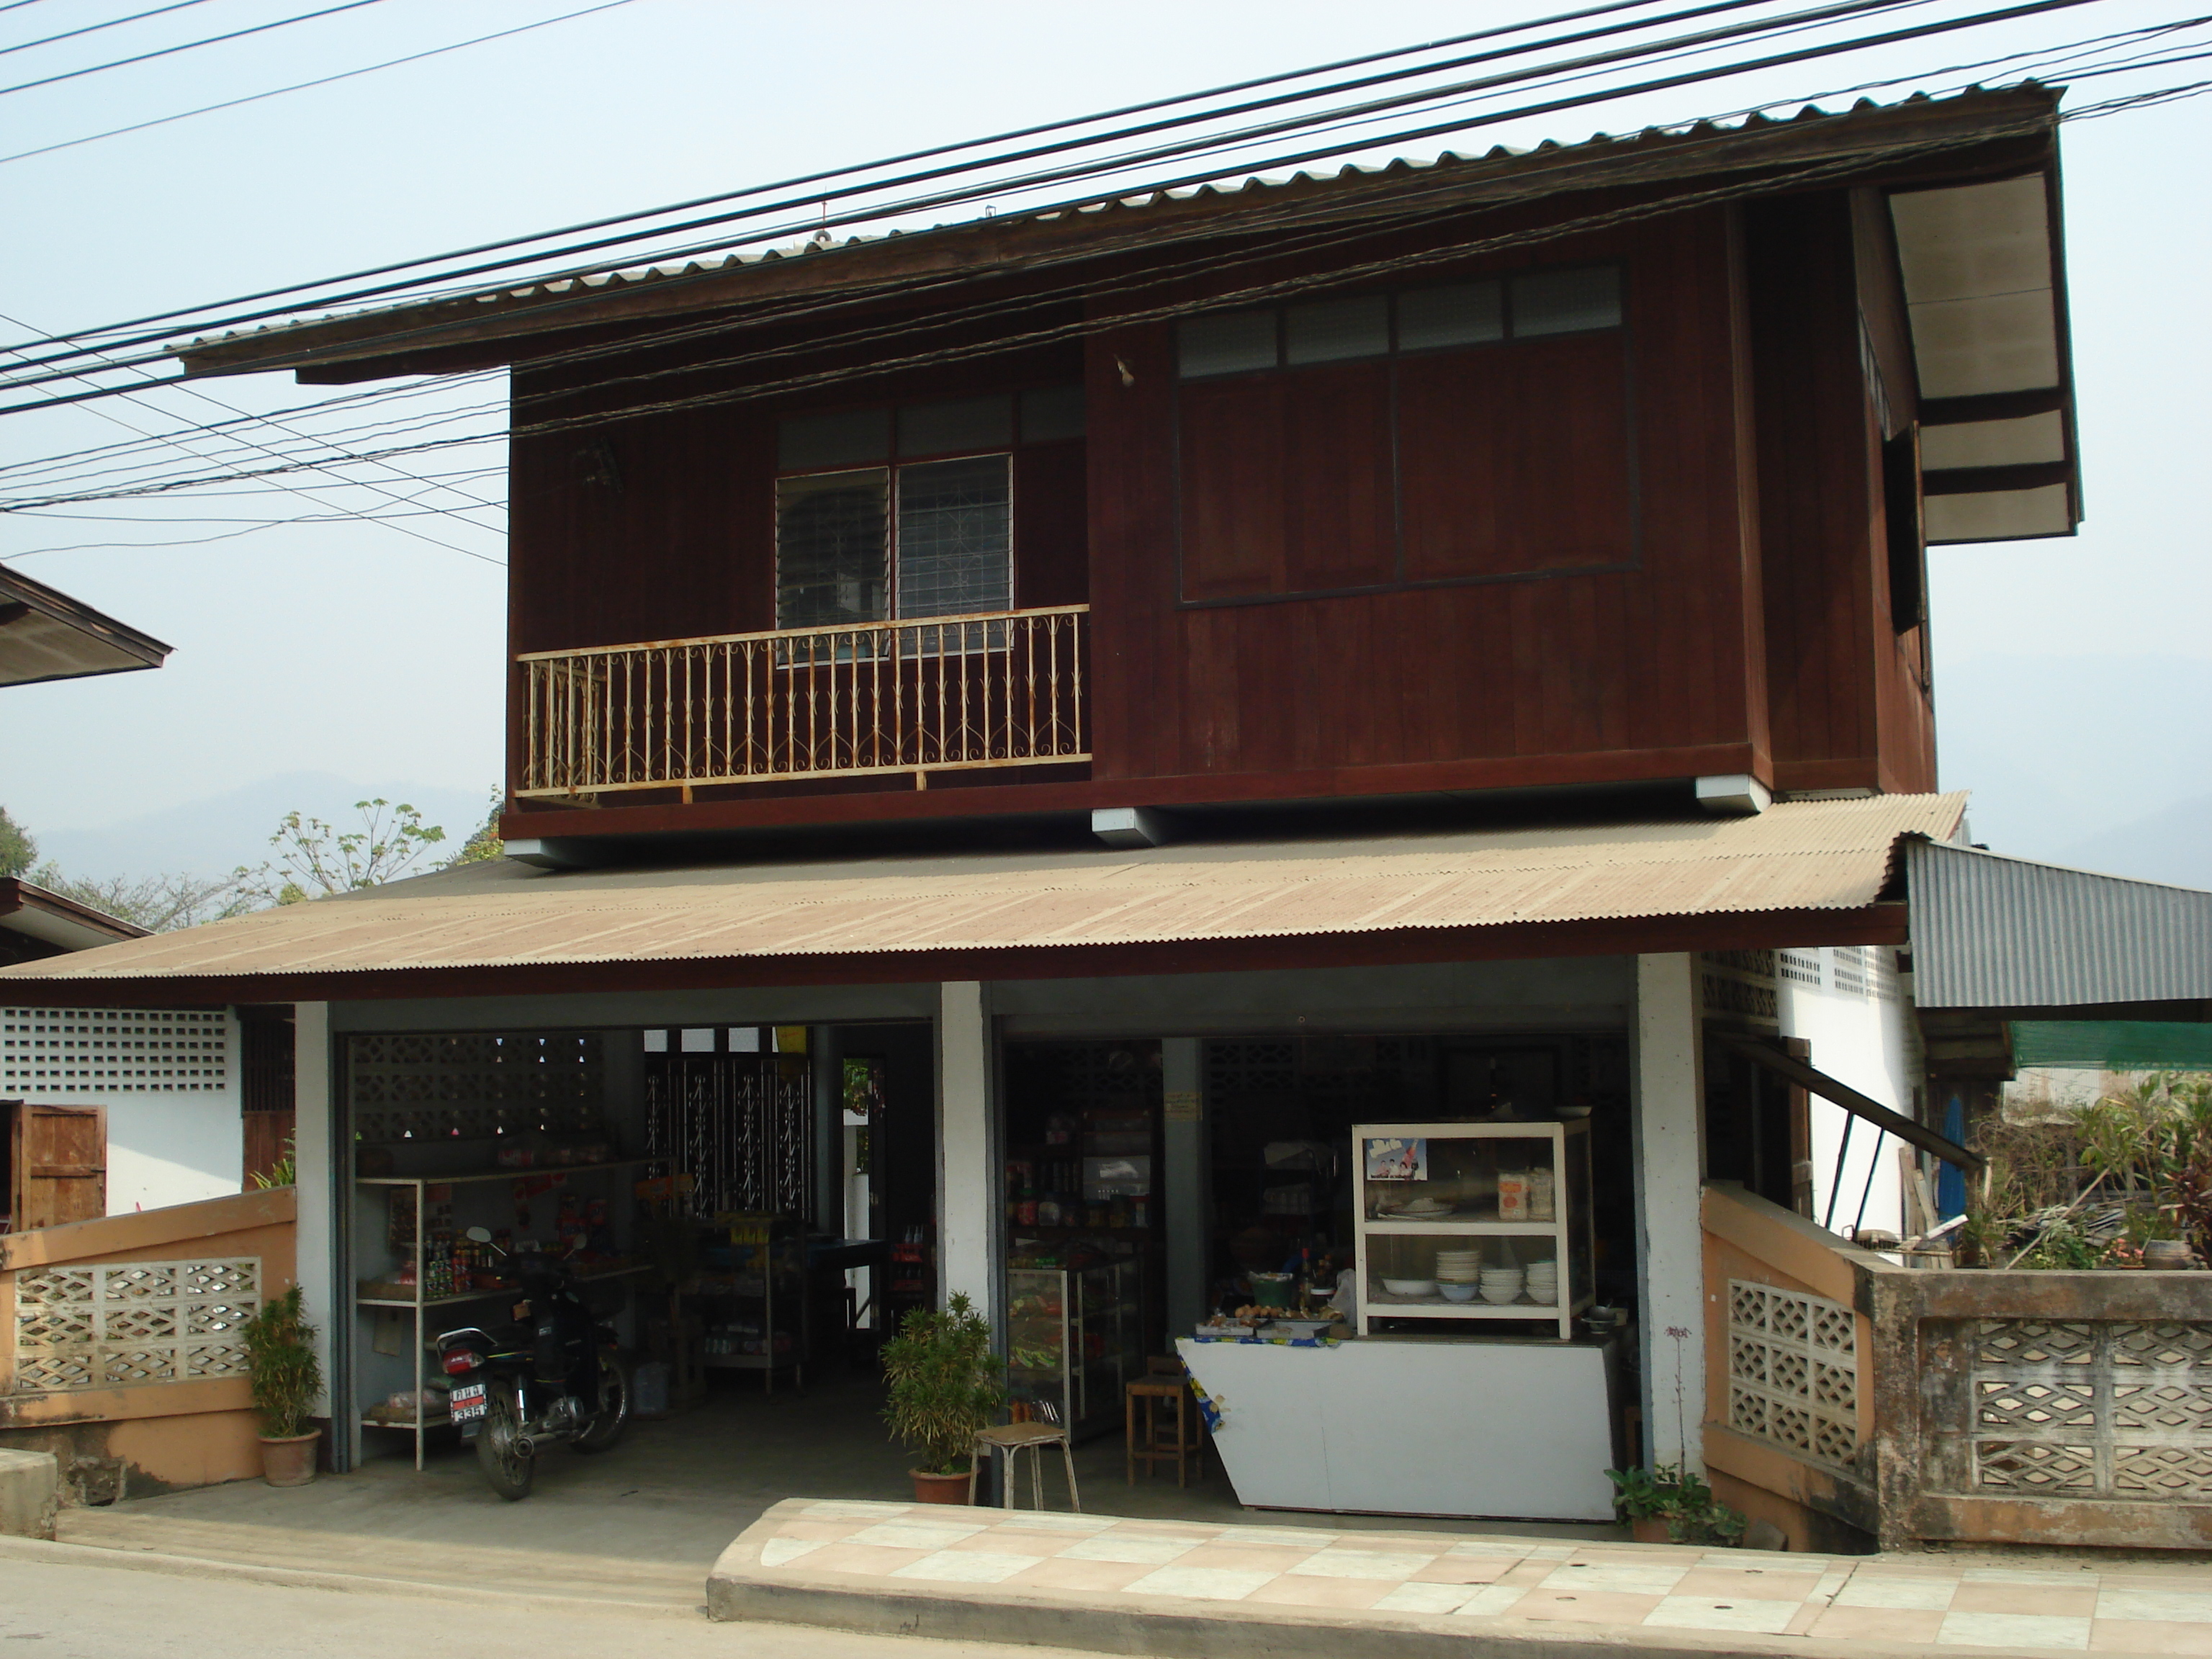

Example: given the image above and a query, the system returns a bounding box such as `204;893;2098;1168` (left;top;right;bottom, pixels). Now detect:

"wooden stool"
968;1419;1080;1511
1125;1375;1200;1486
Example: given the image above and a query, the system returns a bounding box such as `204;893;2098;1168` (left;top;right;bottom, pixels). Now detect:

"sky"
1;0;2208;884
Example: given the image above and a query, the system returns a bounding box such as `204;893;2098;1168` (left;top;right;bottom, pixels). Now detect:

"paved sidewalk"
709;1498;2212;1657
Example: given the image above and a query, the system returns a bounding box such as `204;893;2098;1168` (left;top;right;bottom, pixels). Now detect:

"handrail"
513;603;1091;663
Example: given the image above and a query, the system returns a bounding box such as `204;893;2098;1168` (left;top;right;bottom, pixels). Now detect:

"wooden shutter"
11;1102;107;1231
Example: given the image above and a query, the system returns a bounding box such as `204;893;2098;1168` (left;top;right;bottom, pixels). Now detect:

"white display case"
1352;1120;1593;1340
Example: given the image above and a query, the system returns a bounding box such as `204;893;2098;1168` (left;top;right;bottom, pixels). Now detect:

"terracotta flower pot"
259;1429;320;1488
1630;1516;1672;1545
910;1467;972;1504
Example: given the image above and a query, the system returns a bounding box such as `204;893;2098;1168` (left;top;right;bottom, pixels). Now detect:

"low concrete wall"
0;1188;296;1500
0;1449;57;1539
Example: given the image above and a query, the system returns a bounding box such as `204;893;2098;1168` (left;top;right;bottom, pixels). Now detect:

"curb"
0;1534;701;1620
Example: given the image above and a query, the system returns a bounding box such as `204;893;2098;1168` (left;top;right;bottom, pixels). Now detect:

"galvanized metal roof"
0;794;1961;989
1907;838;2212;1010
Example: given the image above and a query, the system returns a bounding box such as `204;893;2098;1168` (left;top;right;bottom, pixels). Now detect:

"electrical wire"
1;0;212;60
0;0;387;98
0;0;1934;382
0;0;1709;355
0;0;639;168
1;0;2092;413
2;7;2188;506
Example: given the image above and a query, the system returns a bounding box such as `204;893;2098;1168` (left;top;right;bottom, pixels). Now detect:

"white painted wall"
1633;953;1707;1473
0;1004;244;1215
937;981;997;1327
103;1092;242;1213
292;1002;336;1437
1779;948;1915;1238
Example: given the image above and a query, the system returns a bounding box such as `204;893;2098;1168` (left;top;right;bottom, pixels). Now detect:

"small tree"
0;806;36;878
235;799;447;906
242;1285;323;1439
880;1292;1003;1475
444;789;505;867
30;865;248;932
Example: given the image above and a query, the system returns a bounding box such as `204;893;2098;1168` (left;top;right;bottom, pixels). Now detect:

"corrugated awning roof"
0;794;1961;999
1907;838;2212;1011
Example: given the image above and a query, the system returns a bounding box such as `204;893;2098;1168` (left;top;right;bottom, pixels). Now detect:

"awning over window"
0;793;1963;1002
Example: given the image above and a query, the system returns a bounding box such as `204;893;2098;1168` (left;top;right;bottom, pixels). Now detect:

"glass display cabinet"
1004;1259;1142;1438
1352;1120;1594;1340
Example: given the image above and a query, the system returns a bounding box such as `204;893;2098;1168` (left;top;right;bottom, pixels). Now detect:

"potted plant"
243;1285;323;1487
880;1292;1002;1503
1606;1462;1747;1546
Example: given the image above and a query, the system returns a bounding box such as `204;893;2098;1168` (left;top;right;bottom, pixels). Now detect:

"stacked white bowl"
1525;1260;1560;1305
1478;1265;1524;1305
1434;1247;1483;1303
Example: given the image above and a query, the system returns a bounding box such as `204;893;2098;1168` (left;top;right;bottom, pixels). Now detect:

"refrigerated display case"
1004;1259;1142;1438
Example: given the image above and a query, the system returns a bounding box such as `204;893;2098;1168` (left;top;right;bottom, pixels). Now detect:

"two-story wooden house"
1;85;2077;1538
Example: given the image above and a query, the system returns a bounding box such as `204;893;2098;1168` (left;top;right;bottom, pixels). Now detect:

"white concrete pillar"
1632;954;1707;1473
1161;1038;1208;1336
936;982;997;1329
290;1003;336;1449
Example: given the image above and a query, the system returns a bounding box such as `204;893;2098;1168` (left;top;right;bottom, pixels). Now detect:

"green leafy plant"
880;1292;1003;1476
1606;1462;1745;1545
250;1135;297;1191
242;1285;323;1439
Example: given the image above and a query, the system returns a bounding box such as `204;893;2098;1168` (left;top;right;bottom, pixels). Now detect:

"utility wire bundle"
4;0;2210;546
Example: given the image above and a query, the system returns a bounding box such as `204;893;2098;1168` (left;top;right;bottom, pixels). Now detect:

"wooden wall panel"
1014;440;1088;609
1398;333;1632;580
1084;207;1766;796
1747;191;1933;795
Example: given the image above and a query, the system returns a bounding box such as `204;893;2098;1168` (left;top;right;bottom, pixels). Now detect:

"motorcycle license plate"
449;1382;487;1422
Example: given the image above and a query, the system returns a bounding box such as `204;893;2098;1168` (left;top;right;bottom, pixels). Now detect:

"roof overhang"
1892;167;2080;543
1906;838;2212;1013
0;567;171;688
0;794;1959;1006
0;878;150;954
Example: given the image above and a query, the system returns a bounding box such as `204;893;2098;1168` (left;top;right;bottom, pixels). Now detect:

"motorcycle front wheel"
572;1350;630;1455
475;1380;535;1501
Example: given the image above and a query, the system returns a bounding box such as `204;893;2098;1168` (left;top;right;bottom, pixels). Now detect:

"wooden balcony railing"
516;606;1089;798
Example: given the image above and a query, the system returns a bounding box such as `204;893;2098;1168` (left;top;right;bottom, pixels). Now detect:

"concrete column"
290;1002;338;1459
1632;953;1707;1473
1161;1038;1208;1336
936;982;997;1329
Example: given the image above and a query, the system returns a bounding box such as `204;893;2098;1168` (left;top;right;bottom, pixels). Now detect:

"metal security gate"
643;1052;812;1223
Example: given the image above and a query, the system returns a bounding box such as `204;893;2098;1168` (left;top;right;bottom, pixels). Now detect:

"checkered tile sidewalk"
720;1498;2212;1653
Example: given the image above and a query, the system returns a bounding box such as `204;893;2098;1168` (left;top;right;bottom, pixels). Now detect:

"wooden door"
10;1103;107;1231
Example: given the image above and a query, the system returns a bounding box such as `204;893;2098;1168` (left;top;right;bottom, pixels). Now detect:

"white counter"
1176;1334;1622;1522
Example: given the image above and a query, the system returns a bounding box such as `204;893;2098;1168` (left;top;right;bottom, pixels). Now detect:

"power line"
0;0;1905;377
0;0;639;167
1;0;212;60
0;0;387;98
0;0;2092;415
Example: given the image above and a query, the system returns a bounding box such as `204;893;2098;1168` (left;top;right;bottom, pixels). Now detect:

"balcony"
516;606;1089;799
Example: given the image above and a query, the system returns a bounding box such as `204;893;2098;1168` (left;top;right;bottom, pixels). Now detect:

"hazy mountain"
30;773;493;886
1936;654;2212;885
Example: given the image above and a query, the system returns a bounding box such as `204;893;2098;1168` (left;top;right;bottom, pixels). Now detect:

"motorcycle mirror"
464;1226;494;1244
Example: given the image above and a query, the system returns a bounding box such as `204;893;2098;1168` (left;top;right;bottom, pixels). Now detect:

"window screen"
1178;311;1277;378
1020;384;1086;443
894;456;1012;619
776;469;889;629
1285;295;1390;364
1398;280;1505;351
1512;267;1622;336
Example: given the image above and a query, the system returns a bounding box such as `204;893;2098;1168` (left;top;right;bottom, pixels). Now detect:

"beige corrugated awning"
0;794;1962;998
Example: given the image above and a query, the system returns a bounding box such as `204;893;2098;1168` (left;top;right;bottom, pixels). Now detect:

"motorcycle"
436;1226;630;1501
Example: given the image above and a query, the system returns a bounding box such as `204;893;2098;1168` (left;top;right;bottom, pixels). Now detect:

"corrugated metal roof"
0;794;1961;988
181;86;2058;367
1907;839;2212;1010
